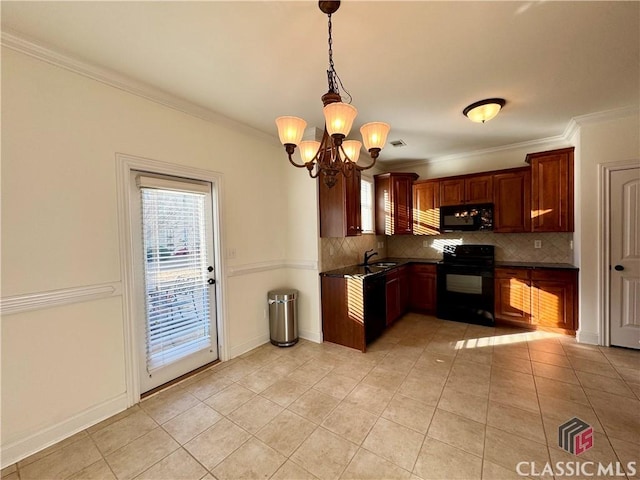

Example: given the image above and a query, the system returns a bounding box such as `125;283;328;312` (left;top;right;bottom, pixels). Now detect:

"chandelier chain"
326;13;352;103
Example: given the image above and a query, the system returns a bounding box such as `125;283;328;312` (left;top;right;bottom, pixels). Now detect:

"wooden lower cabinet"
495;267;578;333
386;265;410;326
409;264;437;314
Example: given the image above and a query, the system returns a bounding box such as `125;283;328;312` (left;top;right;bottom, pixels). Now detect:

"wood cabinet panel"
465;174;493;204
321;276;366;352
375;173;419;235
527;147;574;232
413;181;440;235
319;170;361;237
493;168;531;233
409;264;437;314
439;179;465;206
495;268;531;324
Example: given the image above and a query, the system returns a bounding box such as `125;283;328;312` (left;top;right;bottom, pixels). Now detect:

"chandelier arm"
287;152;307;169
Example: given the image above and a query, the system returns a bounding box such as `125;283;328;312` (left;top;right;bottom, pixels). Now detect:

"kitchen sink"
370;262;398;268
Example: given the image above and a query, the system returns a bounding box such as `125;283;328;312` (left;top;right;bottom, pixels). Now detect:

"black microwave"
440;203;493;232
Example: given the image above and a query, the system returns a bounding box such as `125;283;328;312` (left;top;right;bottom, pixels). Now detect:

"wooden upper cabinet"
375;173;419;235
493;168;531;233
439;174;493;206
526;147;574;232
319;170;361;237
413;180;440;235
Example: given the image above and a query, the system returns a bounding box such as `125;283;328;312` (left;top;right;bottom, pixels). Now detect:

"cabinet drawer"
495;267;530;280
410;263;436;275
530;269;577;282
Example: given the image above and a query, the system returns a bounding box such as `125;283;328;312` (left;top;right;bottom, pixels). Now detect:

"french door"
132;172;219;393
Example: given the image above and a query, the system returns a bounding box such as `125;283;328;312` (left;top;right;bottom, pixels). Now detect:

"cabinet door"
465;174;493;204
398;266;409;315
528;148;574;232
493;169;531;233
409;264;437;314
386;274;400;326
530;269;577;331
494;268;531;324
440;179;465;206
345;170;362;236
393;176;414;234
413;181;440;235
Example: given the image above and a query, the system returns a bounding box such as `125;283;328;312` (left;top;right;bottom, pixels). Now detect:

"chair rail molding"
1;282;122;316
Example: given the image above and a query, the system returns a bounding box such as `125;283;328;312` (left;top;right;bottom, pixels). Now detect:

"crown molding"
1;30;278;145
571;105;639;126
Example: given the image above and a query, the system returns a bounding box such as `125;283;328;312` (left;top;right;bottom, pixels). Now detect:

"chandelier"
275;1;390;188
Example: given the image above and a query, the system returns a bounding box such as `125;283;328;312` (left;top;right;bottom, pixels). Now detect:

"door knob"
614;265;624;271
207;266;214;272
208;278;215;285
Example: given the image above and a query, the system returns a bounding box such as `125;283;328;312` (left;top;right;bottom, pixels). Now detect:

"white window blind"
139;180;212;372
361;178;374;233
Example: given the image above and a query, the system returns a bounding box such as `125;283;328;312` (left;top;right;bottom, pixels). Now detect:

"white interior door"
132;172;219;392
610;166;640;349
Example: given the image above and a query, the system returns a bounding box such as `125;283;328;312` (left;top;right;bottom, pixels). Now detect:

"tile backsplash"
320;235;388;271
387;232;574;263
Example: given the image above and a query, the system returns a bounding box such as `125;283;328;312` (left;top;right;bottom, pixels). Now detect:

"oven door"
436;264;495;326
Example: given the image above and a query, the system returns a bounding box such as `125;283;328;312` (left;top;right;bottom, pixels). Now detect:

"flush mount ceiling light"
275;1;390;188
463;98;506;123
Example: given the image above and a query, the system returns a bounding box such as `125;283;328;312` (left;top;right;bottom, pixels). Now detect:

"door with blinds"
132;173;218;393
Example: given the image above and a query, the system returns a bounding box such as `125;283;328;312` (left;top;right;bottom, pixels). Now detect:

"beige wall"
574;112;640;343
0;47;320;464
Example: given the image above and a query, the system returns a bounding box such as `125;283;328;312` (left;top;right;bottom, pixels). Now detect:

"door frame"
116;152;228;405
598;159;639;346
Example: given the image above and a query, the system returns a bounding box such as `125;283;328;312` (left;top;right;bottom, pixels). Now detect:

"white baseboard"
576;330;600;345
228;333;270;359
0;393;128;468
299;329;322;344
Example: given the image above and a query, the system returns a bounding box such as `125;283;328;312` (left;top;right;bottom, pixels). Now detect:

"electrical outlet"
329;246;335;256
227;248;237;259
570;240;574;250
534;240;542;249
377;241;384;249
423;240;429;248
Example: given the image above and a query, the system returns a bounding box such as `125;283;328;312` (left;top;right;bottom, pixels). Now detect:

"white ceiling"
2;1;638;166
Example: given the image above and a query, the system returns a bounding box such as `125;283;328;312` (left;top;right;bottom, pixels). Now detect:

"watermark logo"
558;417;593;456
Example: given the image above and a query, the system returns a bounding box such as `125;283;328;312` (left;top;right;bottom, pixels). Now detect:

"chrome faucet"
363;249;379;266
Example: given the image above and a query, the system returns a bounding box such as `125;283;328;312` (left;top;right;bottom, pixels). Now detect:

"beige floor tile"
341;448;412;480
212;437;286;480
528;338;566;355
575;370;636;397
86;406;143;435
377;354;418;374
426;408;485;457
17;430;90;469
260;378;310;407
614;365;640;385
314;372;360;400
382;394;436;434
533;376;589;405
1;465;17;476
216;358;261;381
256;410;317;456
603;349;640;370
397;376;444;407
20;436;102;480
492;342;531;360
538;394;604;433
455;347;493;366
489;383;540;413
362;418;425;471
481;460;526;480
182;371;234;400
529;349;571;367
569;357;621;378
227;395;283;433
91;410;158;455
1;473;18;480
105;428;179;480
331;360;376;381
584;388;640;444
491;367;536;392
413;351;456;374
361;366;406;392
321;402;378;445
437;385;488;424
271;460;319;480
344;383;394;416
140;387;200;424
67;459;117;479
609;436;640;478
184;418;250;471
291;427;358;480
289;388;340;424
204;383;256;415
161;402;222;444
286;361;334;387
413;437;482;480
484;426;551;478
565;348;610;366
237;367;284;393
491;351;532;374
134;448;206;480
487;402;546;444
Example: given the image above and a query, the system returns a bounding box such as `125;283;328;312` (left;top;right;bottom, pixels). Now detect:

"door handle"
207;266;214;272
208;278;215;285
614;265;624;271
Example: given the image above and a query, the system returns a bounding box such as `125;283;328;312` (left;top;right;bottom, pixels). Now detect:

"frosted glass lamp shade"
360;122;390;151
323;102;358;137
342;140;362;164
298;140;321;164
275;116;307;145
463;98;506;123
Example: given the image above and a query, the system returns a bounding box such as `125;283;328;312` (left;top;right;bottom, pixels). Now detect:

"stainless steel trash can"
268;289;298;347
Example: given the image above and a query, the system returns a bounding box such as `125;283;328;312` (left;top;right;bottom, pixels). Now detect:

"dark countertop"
495;261;578;270
320;257;440;278
321;257;578;277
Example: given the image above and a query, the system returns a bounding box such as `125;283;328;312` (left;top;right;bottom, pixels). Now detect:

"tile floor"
4;314;640;480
